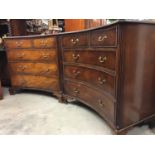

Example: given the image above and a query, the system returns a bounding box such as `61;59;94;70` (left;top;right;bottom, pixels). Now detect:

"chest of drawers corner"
4;35;62;101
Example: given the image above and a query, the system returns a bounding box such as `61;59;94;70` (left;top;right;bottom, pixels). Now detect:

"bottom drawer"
11;75;59;91
64;80;115;125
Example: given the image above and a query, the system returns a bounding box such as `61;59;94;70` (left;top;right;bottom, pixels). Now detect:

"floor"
0;87;155;135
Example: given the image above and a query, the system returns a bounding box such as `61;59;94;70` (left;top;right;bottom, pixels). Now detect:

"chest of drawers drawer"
9;62;58;76
64;80;114;124
64;65;115;97
7;49;57;62
90;26;117;47
33;37;57;48
5;39;32;49
11;75;59;91
62;33;89;48
63;50;116;71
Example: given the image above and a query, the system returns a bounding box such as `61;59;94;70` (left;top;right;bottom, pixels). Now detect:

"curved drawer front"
5;39;32;49
62;33;88;48
64;80;114;124
11;75;59;91
9;62;58;76
33;37;57;48
90;26;117;47
7;49;57;62
63;50;116;71
64;65;115;97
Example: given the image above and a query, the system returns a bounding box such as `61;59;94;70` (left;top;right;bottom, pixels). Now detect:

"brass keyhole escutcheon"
98;99;104;107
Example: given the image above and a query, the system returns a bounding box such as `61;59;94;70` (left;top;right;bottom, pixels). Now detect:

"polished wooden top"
4;20;155;39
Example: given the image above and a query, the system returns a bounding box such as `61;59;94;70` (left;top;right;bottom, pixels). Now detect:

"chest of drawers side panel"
117;23;155;129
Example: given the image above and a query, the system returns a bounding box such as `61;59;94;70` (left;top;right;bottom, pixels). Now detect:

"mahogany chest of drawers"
59;21;155;134
60;26;117;130
4;21;155;134
4;35;62;101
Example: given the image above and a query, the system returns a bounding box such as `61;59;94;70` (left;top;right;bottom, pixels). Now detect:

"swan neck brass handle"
43;68;50;73
18;66;27;71
42;54;49;59
70;38;79;44
98;35;107;42
98;77;106;85
16;41;23;47
72;54;80;61
98;56;107;63
40;69;50;75
45;68;50;72
73;70;81;77
17;53;25;58
73;88;79;94
40;39;47;46
98;99;104;107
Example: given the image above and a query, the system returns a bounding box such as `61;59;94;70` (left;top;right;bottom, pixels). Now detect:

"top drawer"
62;32;89;48
5;39;32;49
90;26;117;47
33;37;57;48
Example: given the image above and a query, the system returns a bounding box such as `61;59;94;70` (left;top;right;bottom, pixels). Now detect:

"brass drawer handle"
40;40;47;46
72;54;80;61
98;77;106;85
17;53;25;58
98;35;107;42
73;70;81;77
45;68;50;73
98;56;107;63
70;38;79;44
98;99;104;107
18;66;27;71
42;54;49;59
73;88;80;94
15;41;23;47
40;69;50;75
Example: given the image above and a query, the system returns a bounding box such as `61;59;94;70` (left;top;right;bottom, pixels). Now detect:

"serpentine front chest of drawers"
4;21;155;134
59;21;155;134
60;25;117;131
4;35;63;101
